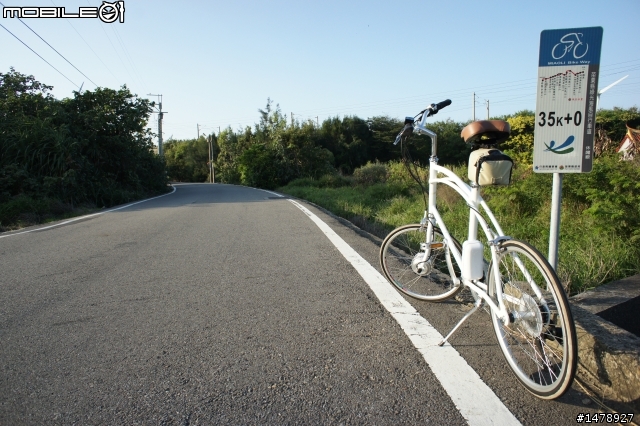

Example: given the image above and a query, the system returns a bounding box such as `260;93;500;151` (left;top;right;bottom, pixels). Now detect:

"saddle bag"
468;148;513;186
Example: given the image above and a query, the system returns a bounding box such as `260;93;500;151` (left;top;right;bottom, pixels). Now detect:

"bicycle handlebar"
435;99;452;111
426;99;452;117
393;99;452;145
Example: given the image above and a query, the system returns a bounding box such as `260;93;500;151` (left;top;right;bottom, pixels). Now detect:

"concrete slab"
571;275;640;414
572;275;640;316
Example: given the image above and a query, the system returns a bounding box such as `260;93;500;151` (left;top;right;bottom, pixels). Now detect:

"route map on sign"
533;27;603;173
539;69;585;101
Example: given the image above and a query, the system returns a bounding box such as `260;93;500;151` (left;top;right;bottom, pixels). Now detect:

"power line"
81;0;140;90
108;23;147;92
0;22;79;89
290;59;640;119
0;1;98;88
603;66;640;77
49;0;119;84
84;2;136;88
163;57;640;137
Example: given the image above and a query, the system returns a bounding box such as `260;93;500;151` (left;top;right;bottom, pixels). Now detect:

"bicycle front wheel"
487;240;577;399
379;224;462;302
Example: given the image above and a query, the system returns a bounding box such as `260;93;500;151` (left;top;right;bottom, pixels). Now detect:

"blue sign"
534;27;603;174
539;27;603;67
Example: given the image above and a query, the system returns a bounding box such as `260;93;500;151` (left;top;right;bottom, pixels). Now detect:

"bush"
352;162;388;186
284;174;352;189
285;177;320;188
388;161;415;187
318;173;352;188
0;195;68;229
237;144;283;189
564;154;640;243
365;182;410;201
484;167;552;218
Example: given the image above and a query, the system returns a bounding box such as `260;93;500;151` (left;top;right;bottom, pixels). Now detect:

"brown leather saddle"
461;120;511;144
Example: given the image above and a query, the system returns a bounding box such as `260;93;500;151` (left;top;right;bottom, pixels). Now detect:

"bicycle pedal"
420;242;444;251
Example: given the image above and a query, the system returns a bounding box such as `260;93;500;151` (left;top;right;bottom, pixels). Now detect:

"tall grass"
279;159;640;295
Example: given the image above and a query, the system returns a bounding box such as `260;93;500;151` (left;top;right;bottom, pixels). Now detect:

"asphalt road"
0;184;597;425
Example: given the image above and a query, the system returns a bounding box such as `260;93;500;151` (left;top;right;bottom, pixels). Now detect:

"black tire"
379;224;462;302
487;239;577;399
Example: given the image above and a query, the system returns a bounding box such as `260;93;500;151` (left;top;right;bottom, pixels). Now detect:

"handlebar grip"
426;99;452;117
436;99;452;110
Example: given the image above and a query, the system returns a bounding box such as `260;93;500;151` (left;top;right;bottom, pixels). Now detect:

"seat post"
468;185;480;240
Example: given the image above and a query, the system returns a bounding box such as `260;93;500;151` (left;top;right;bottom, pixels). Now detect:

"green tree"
427;119;469;165
0;67;65;193
214;127;244;184
237;143;282;189
255;98;287;144
0;68;167;221
61;85;166;205
594;107;640;156
280;121;334;180
316;115;371;174
502;111;535;166
164;137;210;182
366;115;403;164
596;107;640;141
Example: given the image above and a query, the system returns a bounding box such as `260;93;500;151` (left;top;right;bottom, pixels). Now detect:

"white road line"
287;198;521;426
261;189;283;198
0;186;177;239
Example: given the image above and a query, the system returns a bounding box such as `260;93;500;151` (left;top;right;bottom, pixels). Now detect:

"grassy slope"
278;162;639;295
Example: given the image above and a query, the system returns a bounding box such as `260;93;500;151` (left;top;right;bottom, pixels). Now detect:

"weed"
278;156;640;294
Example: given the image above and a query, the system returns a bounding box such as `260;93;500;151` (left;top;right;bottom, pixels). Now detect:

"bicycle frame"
384;102;577;399
412;116;526;325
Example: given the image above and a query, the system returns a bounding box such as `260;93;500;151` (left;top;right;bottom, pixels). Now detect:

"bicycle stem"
415;114;439;158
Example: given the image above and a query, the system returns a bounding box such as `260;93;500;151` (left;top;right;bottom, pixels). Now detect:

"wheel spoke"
380;225;462;302
488;240;576;399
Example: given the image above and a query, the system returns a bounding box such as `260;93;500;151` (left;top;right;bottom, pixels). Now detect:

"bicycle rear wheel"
487;240;577;399
379;224;462;302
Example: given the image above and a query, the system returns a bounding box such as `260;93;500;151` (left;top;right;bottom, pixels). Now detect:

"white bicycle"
379;100;577;400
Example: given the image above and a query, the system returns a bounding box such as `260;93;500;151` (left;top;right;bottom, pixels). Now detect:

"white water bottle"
462;240;484;280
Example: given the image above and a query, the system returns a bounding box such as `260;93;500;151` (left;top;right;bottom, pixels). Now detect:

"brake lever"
394;121;414;145
394;132;402;145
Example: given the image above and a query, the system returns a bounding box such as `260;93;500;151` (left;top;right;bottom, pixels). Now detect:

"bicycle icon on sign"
552;33;588;60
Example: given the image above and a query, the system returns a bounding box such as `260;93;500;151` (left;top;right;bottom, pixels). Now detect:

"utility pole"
197;123;201;139
148;94;167;156
473;92;476;121
207;135;215;183
486;99;490;120
316;116;319;127
291;112;294;126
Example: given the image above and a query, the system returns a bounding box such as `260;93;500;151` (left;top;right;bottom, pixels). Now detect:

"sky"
1;0;639;144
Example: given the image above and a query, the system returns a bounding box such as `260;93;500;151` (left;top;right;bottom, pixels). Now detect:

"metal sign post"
533;27;603;270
